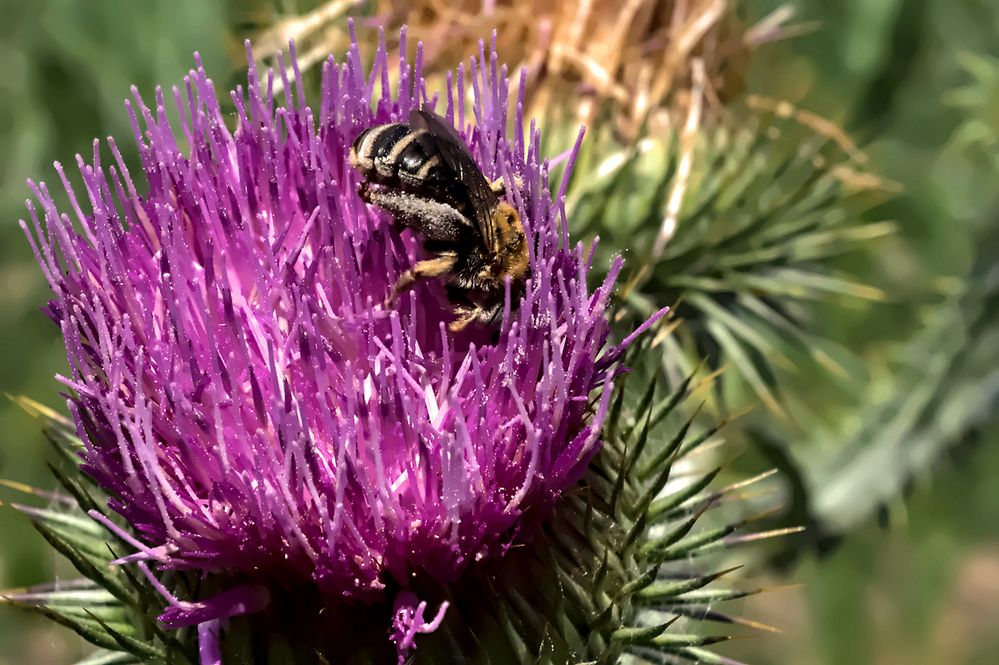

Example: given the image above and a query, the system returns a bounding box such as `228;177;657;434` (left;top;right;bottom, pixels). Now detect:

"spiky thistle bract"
543;94;896;417
4;24;785;665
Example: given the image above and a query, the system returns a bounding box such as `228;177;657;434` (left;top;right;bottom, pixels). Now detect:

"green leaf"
9;602;130;653
610;618;679;645
635;567;743;604
73;651;143;665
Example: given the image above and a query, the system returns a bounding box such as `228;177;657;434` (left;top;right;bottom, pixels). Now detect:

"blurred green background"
0;1;995;664
0;2;227;663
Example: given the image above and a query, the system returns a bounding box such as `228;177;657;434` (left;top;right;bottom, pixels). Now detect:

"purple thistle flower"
21;26;654;661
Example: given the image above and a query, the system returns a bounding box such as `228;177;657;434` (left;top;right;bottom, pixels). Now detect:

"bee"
349;109;529;333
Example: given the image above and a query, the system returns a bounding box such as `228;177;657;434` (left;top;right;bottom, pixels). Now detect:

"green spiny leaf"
73;650;143;665
85;610;170;663
31;522;136;606
628;407;701;523
8;601;130;653
635;566;743;605
646;468;722;524
610;617;679;645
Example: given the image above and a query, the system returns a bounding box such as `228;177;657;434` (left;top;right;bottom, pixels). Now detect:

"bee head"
347;127;368;170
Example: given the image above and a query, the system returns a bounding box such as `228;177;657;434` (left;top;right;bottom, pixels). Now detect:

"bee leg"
387;253;458;307
357;179;373;203
447;302;502;333
447;307;478;333
489;175;524;196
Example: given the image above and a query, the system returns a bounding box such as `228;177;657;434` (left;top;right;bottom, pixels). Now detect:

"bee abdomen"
350;123;449;189
349;123;408;173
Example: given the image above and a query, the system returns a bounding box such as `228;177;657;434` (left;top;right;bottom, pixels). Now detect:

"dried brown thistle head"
229;0;807;139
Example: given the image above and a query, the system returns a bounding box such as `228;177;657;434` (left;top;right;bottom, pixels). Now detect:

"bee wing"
409;109;499;251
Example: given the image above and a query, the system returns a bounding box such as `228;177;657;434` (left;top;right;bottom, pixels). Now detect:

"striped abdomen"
349;123;447;190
